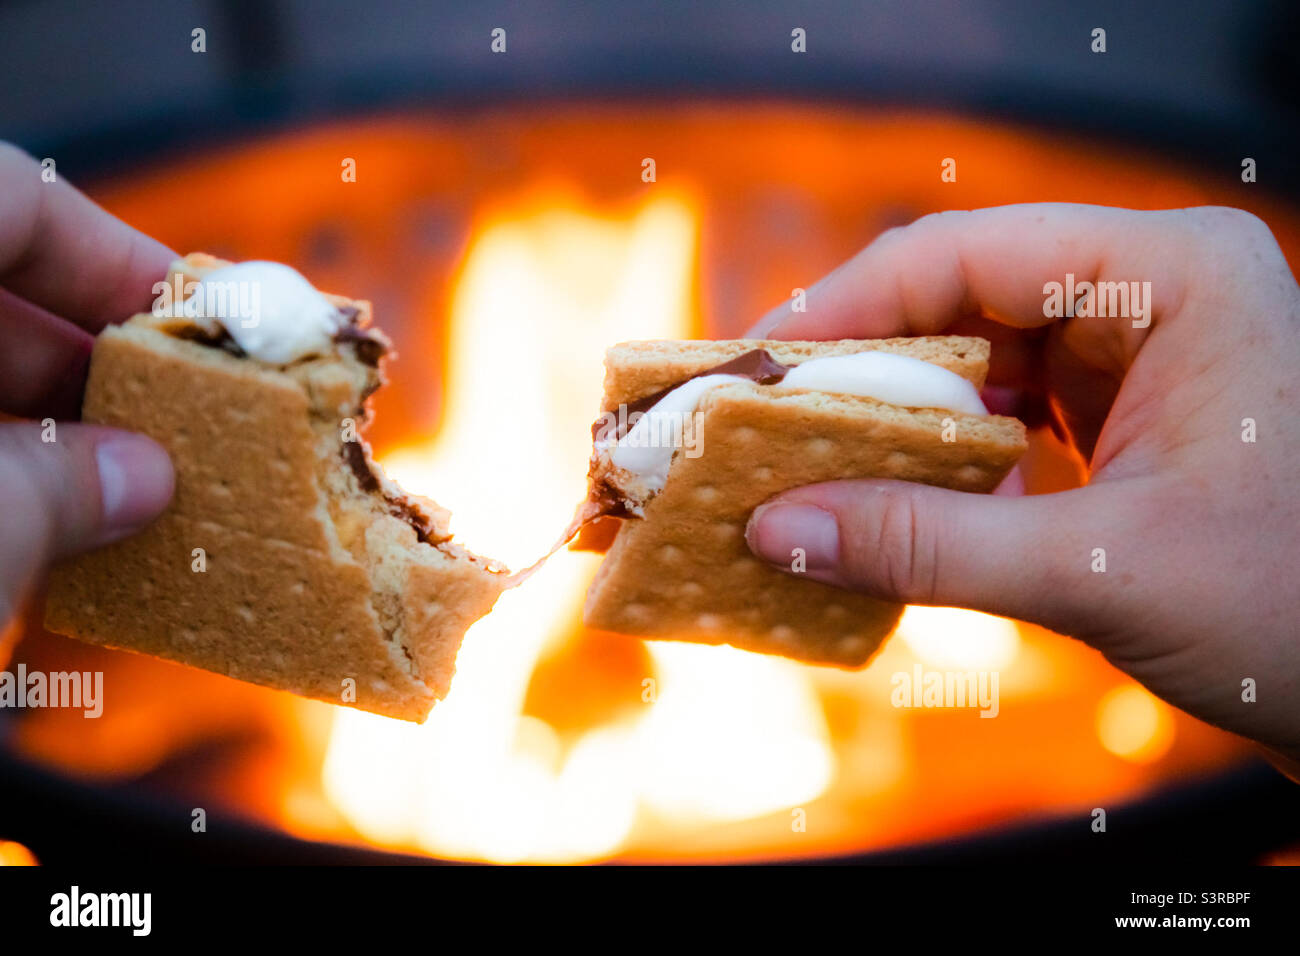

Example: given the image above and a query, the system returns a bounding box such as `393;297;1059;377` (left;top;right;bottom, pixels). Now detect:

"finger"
749;256;857;337
749;203;1196;342
0;288;94;419
0;423;173;626
745;478;1127;636
991;465;1024;497
0;142;176;333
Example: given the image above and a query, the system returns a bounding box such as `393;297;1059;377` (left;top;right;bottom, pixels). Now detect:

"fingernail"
96;436;174;530
746;502;839;571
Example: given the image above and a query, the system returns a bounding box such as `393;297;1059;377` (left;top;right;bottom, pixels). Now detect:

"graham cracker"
44;255;507;721
583;337;1026;667
602;336;990;408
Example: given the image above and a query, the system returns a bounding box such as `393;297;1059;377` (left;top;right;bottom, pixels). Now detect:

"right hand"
743;204;1300;768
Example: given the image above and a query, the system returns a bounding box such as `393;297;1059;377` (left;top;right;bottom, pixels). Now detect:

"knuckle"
1166;207;1286;297
876;210;968;247
870;490;939;604
0;437;57;550
912;209;965;229
0;141;37;179
1181;206;1276;250
895;210;968;245
872;224;909;250
0;140;25;163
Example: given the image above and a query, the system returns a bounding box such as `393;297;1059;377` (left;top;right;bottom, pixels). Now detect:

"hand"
744;204;1300;766
0;143;176;628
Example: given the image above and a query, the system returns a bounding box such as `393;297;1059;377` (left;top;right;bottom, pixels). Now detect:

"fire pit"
3;105;1297;864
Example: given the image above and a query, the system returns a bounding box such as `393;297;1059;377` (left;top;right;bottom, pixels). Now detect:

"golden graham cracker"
583;337;1026;667
44;255;507;721
601;336;990;408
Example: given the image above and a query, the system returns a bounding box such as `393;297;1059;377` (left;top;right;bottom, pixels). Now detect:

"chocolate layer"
594;348;791;442
344;440;381;493
386;496;451;546
165;323;246;358
576;348;794;552
342;440;450;546
333;323;388;368
163;304;388;367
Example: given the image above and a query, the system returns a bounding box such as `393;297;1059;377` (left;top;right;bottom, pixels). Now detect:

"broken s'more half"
44;254;508;721
577;337;1027;667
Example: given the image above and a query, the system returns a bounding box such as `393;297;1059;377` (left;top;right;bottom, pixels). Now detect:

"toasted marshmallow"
610;352;986;494
609;373;745;489
780;351;987;416
182;262;346;363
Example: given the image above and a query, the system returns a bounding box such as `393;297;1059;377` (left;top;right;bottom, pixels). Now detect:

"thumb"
0;422;173;624
746;479;1116;636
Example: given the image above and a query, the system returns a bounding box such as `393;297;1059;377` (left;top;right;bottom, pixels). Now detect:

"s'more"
576;337;1027;667
44;254;508;721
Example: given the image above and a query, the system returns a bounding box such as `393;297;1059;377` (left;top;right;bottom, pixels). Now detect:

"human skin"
743;204;1300;771
0;143;175;628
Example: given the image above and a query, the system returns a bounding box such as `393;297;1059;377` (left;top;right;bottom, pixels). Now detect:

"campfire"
6;105;1281;863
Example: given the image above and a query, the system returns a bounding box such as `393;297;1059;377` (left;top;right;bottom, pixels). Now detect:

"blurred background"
1;0;1298;865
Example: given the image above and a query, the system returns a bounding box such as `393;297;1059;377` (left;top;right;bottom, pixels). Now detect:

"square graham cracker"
583;337;1026;667
44;257;506;721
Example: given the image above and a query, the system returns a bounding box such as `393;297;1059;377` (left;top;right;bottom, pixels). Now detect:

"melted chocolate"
342;440;448;545
594;348;791;442
333;304;425;543
167;323;246;358
574;348;795;552
333;324;388;367
677;346;790;385
386;496;450;546
568;514;624;553
630;347;790;410
343;440;380;492
166;305;383;365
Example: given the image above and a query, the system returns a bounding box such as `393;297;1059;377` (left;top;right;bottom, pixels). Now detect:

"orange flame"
322;193;834;862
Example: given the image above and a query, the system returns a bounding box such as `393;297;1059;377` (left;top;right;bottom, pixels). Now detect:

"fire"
5;110;1263;863
1096;685;1176;763
322;192;833;862
0;841;38;866
896;606;1021;671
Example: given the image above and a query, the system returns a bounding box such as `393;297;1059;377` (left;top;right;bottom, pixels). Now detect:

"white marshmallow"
182;261;346;363
610;373;745;488
780;351;987;416
610;351;987;493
